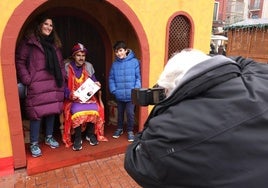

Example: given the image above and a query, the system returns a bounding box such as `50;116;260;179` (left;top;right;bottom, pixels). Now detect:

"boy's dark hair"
113;41;127;51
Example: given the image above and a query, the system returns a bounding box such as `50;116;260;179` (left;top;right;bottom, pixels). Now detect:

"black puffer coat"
125;55;268;188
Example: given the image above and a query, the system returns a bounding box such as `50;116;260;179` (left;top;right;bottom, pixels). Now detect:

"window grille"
168;15;191;59
213;2;219;21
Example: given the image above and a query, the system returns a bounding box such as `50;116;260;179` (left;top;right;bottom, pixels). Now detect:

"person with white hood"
124;49;268;188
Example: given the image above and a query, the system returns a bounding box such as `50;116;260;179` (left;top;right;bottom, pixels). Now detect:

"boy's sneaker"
30;144;42;157
72;140;82;151
127;131;135;142
112;129;123;138
45;137;59;149
86;134;99;146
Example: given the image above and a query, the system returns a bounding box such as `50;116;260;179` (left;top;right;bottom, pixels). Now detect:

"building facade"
0;0;214;176
213;0;267;34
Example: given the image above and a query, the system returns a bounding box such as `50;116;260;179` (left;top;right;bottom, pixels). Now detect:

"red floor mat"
26;125;131;175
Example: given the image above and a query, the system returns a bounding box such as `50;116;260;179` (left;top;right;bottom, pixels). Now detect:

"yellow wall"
0;0;213;162
0;0;22;158
125;0;214;86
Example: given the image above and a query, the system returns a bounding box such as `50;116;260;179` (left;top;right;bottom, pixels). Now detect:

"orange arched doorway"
1;0;149;169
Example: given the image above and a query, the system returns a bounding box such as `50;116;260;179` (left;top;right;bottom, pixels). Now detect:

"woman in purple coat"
15;15;65;157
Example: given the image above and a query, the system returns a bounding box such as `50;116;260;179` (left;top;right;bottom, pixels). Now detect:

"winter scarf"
40;35;63;87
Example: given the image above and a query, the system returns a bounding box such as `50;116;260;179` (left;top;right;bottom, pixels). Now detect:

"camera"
131;87;166;106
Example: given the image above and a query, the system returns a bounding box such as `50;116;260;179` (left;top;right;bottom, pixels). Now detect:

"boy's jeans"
117;101;135;132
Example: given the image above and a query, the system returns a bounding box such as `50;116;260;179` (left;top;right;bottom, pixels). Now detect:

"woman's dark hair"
35;14;62;48
113;41;127;51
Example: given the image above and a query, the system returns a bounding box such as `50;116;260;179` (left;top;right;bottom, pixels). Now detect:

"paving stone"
0;154;141;188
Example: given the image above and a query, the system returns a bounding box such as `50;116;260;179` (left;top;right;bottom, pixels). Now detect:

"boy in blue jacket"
109;41;141;142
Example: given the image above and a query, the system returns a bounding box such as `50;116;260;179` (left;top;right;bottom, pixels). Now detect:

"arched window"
168;15;191;59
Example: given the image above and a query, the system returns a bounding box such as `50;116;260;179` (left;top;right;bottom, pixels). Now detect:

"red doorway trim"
2;0;150;169
2;0;47;169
